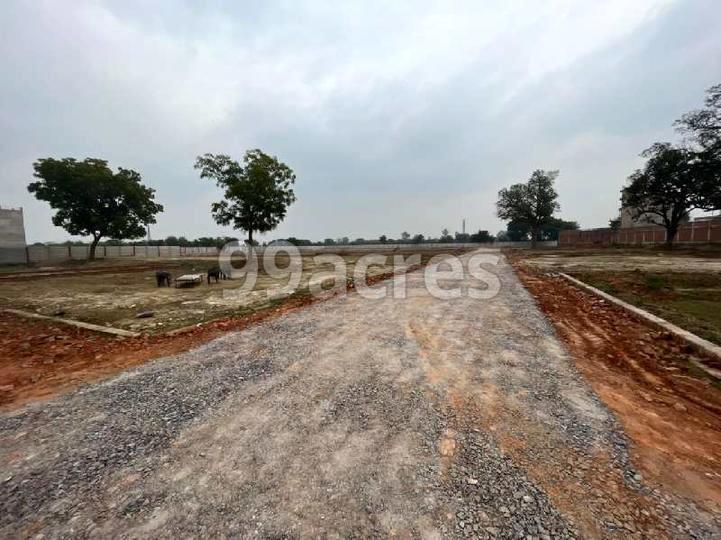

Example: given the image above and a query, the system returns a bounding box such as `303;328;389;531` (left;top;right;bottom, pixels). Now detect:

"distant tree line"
33;236;239;249
33;230;499;249
282;230;495;246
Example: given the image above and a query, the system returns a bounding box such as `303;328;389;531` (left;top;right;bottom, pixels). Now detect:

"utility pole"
462;219;466;235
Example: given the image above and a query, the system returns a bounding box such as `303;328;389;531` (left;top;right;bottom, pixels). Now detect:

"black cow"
155;270;172;287
207;266;228;284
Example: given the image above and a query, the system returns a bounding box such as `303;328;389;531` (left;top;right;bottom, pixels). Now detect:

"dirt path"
1;250;719;538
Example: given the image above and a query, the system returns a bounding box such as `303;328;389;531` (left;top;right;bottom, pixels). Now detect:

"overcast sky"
1;0;720;243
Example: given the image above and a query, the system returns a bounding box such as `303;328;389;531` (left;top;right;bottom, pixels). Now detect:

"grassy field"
0;249;449;334
572;270;721;346
518;246;721;346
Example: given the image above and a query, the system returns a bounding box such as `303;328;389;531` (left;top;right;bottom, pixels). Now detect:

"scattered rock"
673;402;687;412
136;311;155;319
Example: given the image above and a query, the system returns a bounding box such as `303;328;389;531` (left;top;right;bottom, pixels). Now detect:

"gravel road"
1;249;719;538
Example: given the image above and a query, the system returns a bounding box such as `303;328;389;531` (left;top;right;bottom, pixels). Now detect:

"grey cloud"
1;0;719;243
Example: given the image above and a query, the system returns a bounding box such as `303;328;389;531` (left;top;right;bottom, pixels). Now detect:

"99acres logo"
218;241;501;301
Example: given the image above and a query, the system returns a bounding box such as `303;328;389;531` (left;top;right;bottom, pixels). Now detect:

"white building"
0;207;27;264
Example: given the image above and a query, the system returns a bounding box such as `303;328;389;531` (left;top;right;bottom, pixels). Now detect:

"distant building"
0;207;27;264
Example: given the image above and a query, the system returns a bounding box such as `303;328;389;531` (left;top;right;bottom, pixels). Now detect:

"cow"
155;270;172;287
207;266;228;284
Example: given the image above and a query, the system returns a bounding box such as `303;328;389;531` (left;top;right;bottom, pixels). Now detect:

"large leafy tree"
496;169;560;247
622;143;720;247
28;158;163;259
194;149;296;245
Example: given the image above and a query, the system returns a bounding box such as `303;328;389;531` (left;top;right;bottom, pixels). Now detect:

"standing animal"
155;270;172;287
207;266;228;284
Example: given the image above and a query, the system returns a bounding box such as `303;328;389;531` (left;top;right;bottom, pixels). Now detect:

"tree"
470;230;493;243
609;217;621;231
286;237;312;246
194;149;296;245
401;231;411;241
540;218;579;241
505;220;531;242
439;229;453;243
676;83;721;155
379;235;388;244
622;143;720;247
675;83;721;203
454;232;470;243
28;158;162;260
496;230;509;242
496;170;560;247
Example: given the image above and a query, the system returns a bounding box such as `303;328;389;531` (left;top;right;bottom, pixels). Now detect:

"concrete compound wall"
21;244;219;263
1;240;557;265
0;208;27;264
560;218;721;247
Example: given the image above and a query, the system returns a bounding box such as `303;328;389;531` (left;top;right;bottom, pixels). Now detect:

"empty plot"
0;250;442;333
521;247;721;345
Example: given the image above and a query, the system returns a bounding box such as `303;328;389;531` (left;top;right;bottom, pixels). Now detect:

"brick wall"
560;218;721;246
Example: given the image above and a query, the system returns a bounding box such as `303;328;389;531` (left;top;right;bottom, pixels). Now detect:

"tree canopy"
194;149;296;245
28;157;163;259
676;83;721;155
622;142;720;246
470;230;494;243
496;169;561;246
439;229;453;243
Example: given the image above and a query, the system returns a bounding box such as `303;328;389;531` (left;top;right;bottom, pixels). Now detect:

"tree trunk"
88;236;101;260
530;227;538;249
665;224;678;249
247;229;254;246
